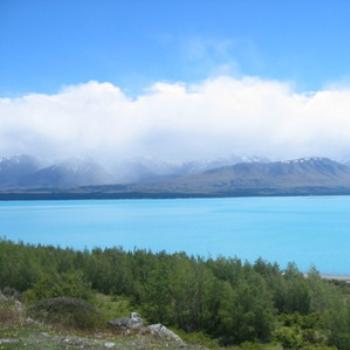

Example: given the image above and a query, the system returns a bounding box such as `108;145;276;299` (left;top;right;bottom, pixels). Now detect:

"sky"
1;0;350;164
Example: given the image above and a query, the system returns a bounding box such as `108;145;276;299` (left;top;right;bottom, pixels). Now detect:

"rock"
14;300;23;311
148;323;185;346
26;317;41;325
108;317;130;328
61;335;93;348
0;291;7;302
108;311;144;329
0;338;20;345
104;342;116;348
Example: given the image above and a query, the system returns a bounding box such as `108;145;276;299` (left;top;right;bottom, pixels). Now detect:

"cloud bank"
1;76;350;165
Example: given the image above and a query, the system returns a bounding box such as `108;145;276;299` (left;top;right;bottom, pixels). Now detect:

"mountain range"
1;155;350;198
0;155;112;189
0;155;270;189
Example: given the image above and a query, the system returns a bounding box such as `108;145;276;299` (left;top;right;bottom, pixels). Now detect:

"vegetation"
0;240;350;349
28;297;103;330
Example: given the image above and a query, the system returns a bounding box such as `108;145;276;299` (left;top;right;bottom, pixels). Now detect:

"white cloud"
1;76;350;165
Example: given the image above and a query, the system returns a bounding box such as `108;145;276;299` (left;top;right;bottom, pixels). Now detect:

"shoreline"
321;274;350;282
304;273;350;282
1;190;350;201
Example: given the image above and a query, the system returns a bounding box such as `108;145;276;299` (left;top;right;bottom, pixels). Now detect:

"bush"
29;297;102;330
95;293;133;322
0;296;22;326
2;240;350;349
24;271;93;302
273;326;303;350
0;303;20;326
2;286;21;299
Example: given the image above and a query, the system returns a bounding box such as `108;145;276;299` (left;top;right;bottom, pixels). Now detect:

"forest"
0;239;349;350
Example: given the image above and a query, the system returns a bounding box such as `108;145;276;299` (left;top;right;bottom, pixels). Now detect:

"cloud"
1;76;350;166
178;36;263;80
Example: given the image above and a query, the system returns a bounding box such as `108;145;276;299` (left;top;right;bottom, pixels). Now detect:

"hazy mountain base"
0;155;268;190
1;187;350;200
2;157;350;199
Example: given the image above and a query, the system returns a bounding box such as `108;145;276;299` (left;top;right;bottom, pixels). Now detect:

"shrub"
273;326;303;350
0;297;22;326
28;297;102;330
0;303;19;326
24;271;93;302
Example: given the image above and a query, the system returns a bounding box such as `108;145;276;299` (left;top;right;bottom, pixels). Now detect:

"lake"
0;196;349;275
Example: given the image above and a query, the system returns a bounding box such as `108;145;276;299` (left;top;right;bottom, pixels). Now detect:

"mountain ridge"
109;157;350;195
1;156;350;199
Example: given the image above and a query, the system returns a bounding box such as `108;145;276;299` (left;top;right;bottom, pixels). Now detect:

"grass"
0;323;209;349
0;293;282;350
175;328;283;350
94;293;135;322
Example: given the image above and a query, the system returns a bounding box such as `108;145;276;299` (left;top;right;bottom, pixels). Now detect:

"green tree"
25;270;93;302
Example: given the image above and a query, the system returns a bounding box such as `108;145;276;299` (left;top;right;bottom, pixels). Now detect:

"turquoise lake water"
0;196;349;274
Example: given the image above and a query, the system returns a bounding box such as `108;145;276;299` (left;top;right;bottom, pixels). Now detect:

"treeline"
0;240;349;349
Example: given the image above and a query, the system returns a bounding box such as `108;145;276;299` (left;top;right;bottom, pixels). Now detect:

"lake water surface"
1;196;350;274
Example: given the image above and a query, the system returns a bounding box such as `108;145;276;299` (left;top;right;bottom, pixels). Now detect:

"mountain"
2;156;350;198
0;155;40;189
23;159;113;188
76;157;350;198
108;155;269;183
169;156;271;176
0;156;112;189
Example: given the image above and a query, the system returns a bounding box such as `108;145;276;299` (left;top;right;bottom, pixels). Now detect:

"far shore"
1;189;350;201
311;274;350;283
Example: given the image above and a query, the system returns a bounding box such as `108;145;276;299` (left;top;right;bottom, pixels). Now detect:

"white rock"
0;339;20;345
148;324;185;345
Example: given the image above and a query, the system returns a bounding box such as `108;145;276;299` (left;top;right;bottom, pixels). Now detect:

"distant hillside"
23;160;112;188
0;155;39;189
94;157;350;197
2;156;350;199
0;155;264;190
143;157;350;192
0;156;112;189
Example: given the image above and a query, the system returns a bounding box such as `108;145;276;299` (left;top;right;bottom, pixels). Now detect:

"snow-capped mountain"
0;155;40;188
109;155;270;182
0;156;112;189
111;157;350;196
1;155;350;194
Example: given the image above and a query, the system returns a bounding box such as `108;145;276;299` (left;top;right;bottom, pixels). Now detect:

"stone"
0;338;20;345
108;311;144;329
148;323;185;346
26;317;41;326
0;291;7;303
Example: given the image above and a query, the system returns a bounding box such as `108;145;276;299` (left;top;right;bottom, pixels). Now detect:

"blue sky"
2;0;350;95
2;1;350;163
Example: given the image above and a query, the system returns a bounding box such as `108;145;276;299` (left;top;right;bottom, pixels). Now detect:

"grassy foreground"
0;325;284;350
0;324;204;350
0;293;283;350
0;240;346;349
